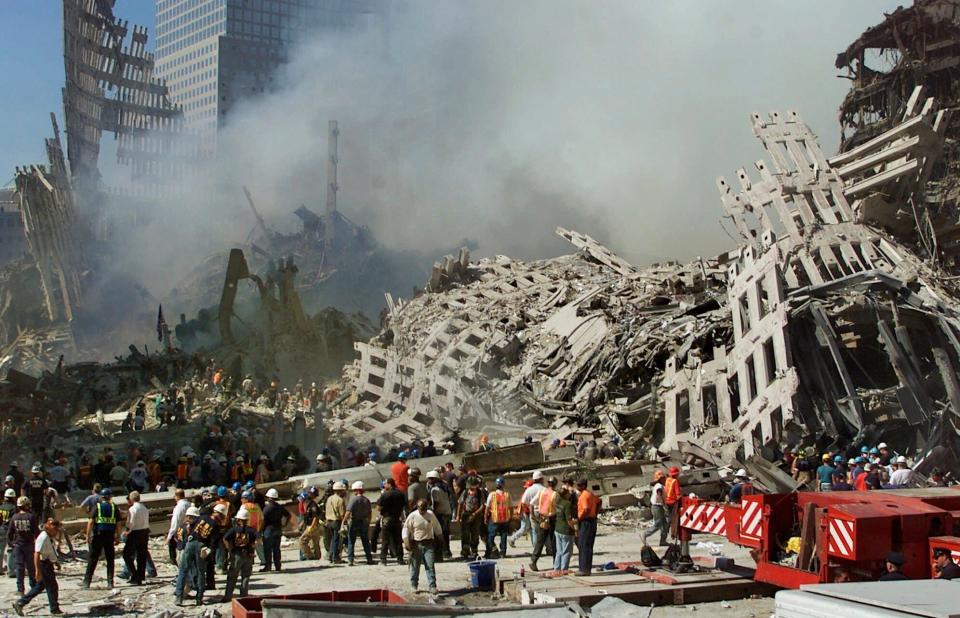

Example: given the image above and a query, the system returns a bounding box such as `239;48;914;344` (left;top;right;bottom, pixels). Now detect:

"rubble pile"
333;88;960;470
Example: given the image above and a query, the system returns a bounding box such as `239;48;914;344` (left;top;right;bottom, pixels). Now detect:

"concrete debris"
332;90;960;471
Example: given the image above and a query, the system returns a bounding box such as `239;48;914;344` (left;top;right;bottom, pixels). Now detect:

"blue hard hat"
411;448;420;458
860;446;869;453
869;447;880;455
297;491;306;501
100;488;112;497
217;486;227;497
398;451;407;459
855;456;865;464
368;452;377;459
340;478;348;486
496;477;505;485
611;436;619;444
244;480;254;489
232;482;242;491
241;491;252;500
833;455;843;463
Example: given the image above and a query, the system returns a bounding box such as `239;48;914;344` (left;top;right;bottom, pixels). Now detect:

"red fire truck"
679;488;960;588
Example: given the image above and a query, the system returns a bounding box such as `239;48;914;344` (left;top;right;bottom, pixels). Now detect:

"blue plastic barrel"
467;560;497;591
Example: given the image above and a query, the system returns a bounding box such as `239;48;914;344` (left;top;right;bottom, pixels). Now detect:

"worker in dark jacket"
934;548;960;580
8;497;38;595
878;551;909;581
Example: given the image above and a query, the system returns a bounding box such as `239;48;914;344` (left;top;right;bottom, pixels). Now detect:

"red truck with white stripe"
679;488;960;588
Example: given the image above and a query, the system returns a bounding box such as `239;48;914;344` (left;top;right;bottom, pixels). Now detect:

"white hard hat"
426;470;440;480
235;507;249;520
3;488;15;498
532;470;543;480
351;481;364;491
878;442;888;449
735;469;748;478
186;506;201;517
213;504;228;516
332;481;346;491
31;465;41;474
266;488;279;499
896;455;907;464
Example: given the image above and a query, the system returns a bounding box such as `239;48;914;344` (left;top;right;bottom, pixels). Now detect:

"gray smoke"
114;0;900;299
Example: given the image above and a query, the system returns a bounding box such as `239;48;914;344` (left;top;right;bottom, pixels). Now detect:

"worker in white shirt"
12;518;62;615
167;489;192;565
122;492;151;585
889;456;914;488
512;470;545;548
402;499;442;594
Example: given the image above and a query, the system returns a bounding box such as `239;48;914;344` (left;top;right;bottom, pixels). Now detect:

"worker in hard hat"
325;482;348;564
12;517;63;616
641;470;669;546
0;487;18;576
221;507;259;602
9;497;38;595
344;481;374;565
889;456;913;488
82;488;119;590
816;455;835;492
426;470;453;560
664;467;682;541
727;469;753;503
298;487;322;561
260;488;290;572
484;478;512;559
402;499;442;595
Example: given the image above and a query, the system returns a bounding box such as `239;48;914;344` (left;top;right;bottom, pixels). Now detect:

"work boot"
50;609;64;615
509;538;517;548
175;597;184;606
348;560;354;566
258;566;271;572
428;586;438;595
80;580;90;590
528;561;538;572
379;560;388;566
11;603;24;617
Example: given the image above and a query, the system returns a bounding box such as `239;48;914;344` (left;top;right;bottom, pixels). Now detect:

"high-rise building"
154;0;381;153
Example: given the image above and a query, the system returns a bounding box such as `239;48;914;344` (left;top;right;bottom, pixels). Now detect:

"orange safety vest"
243;501;262;531
577;489;600;520
176;463;189;481
538;488;556;517
664;477;680;505
489;491;511;524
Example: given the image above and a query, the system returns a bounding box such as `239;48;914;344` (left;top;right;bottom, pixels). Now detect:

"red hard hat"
669;466;680;476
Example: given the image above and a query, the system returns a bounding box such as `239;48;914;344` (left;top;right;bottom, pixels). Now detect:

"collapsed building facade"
333;83;960;466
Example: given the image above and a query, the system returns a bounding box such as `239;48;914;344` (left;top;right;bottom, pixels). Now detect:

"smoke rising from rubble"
124;0;900;299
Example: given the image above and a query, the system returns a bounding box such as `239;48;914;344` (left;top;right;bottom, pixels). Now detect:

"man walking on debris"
167;489;191;565
345;481;374;565
664;467;681;541
8;497;38;595
221;507;258;602
641;470;669;546
82;488;119;589
426;470;452;560
377;478;406;565
553;483;576;571
261;488;290;571
0;488;17;576
576;478;601;576
403;499;442;595
176;503;225;605
485;477;512;559
122;491;150;585
11;518;62;616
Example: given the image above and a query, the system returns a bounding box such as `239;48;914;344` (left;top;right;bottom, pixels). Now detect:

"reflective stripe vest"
95;502;117;533
243;501;262;531
176;463;189;481
489;491;511;524
664;477;681;505
538;488;556;517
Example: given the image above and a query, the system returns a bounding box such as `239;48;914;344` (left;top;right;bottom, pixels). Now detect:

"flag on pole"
157;305;167;342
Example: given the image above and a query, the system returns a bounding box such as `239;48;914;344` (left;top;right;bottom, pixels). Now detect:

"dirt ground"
0;520;776;617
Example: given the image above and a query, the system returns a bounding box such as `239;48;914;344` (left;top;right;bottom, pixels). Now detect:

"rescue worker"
402;499;442;595
261;488;290;572
82;488;119;589
175;503;226;605
6;462;24;496
529;476;558;571
377;478;406;565
575;478;600;576
299;486;322;560
641;470;668;546
11;518;62;616
121;491;150;585
221;507;258;602
878;551;909;581
600;436;624;459
484;478;512;559
325;481;347;564
8;497;38;595
456;478;485;561
171;505;199;570
23;467;47;519
933;547;960;580
727;469;753;503
553;483;576;571
664;466;682;541
407;468;427;510
392;452;410;493
878;442;893;466
345;481;374;565
239;490;264;566
889;456;913;488
426;470;453;560
0;488;17;576
517;471;545;552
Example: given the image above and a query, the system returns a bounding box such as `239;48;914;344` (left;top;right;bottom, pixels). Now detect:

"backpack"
640;545;662;567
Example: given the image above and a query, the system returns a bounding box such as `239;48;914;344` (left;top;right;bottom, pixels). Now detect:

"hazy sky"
0;1;904;271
